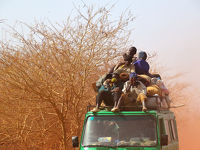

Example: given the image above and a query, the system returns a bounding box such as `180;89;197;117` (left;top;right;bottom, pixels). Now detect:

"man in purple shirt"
134;51;152;77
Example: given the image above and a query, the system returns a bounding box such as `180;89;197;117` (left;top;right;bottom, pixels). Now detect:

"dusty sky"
1;0;200;89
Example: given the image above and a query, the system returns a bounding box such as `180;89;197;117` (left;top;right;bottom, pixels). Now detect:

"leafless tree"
0;4;134;150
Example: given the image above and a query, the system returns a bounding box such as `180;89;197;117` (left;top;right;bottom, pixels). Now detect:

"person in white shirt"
111;72;147;112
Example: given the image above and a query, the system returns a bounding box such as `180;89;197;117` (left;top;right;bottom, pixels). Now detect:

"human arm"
122;81;131;94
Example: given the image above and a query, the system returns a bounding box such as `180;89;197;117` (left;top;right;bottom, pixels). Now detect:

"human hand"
112;87;119;92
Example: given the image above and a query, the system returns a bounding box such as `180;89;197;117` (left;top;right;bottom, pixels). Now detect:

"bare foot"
111;107;120;112
91;107;100;113
142;107;147;112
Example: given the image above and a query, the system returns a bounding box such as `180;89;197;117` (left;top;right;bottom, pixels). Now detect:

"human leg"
137;93;147;111
111;91;122;112
92;90;111;112
147;85;161;97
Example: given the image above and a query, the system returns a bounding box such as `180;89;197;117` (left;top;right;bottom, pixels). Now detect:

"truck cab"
72;108;179;150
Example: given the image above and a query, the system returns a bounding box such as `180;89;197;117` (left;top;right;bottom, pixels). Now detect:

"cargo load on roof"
91;47;171;113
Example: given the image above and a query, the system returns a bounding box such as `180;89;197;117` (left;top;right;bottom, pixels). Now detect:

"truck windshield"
82;115;157;147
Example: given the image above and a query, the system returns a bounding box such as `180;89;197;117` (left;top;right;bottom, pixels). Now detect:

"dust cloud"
175;90;200;150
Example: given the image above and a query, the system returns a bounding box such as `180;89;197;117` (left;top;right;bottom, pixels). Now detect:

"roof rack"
87;96;170;112
87;105;169;112
87;105;143;112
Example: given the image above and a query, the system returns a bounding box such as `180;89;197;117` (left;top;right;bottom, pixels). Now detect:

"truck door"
160;118;179;150
168;119;179;150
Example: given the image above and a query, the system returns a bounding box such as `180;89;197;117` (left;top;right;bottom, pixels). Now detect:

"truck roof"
86;109;174;117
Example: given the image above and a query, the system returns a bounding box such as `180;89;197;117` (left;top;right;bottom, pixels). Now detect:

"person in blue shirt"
134;51;152;77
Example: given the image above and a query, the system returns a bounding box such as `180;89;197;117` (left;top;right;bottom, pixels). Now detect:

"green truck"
72;107;179;150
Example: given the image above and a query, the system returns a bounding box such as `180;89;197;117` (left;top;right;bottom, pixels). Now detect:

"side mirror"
72;136;79;147
161;134;168;146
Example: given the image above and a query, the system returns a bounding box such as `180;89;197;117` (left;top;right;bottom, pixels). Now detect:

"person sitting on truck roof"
93;47;137;93
113;53;135;79
150;75;171;108
93;73;113;92
133;51;152;77
128;46;137;59
139;74;171;108
111;72;148;112
109;47;137;74
138;74;161;96
97;52;135;93
91;73;124;113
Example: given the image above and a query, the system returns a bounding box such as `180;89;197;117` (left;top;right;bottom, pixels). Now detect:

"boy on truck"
111;72;148;112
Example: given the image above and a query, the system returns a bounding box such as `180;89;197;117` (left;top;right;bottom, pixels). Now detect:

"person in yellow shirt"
113;53;135;75
137;75;162;97
138;74;171;108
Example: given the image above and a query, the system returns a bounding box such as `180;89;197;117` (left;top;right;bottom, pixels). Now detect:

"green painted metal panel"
80;147;159;150
79;110;178;150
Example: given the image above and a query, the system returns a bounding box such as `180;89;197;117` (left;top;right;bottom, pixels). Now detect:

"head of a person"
138;51;147;60
129;72;137;83
123;53;132;65
128;47;137;56
105;73;113;80
111;73;120;82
